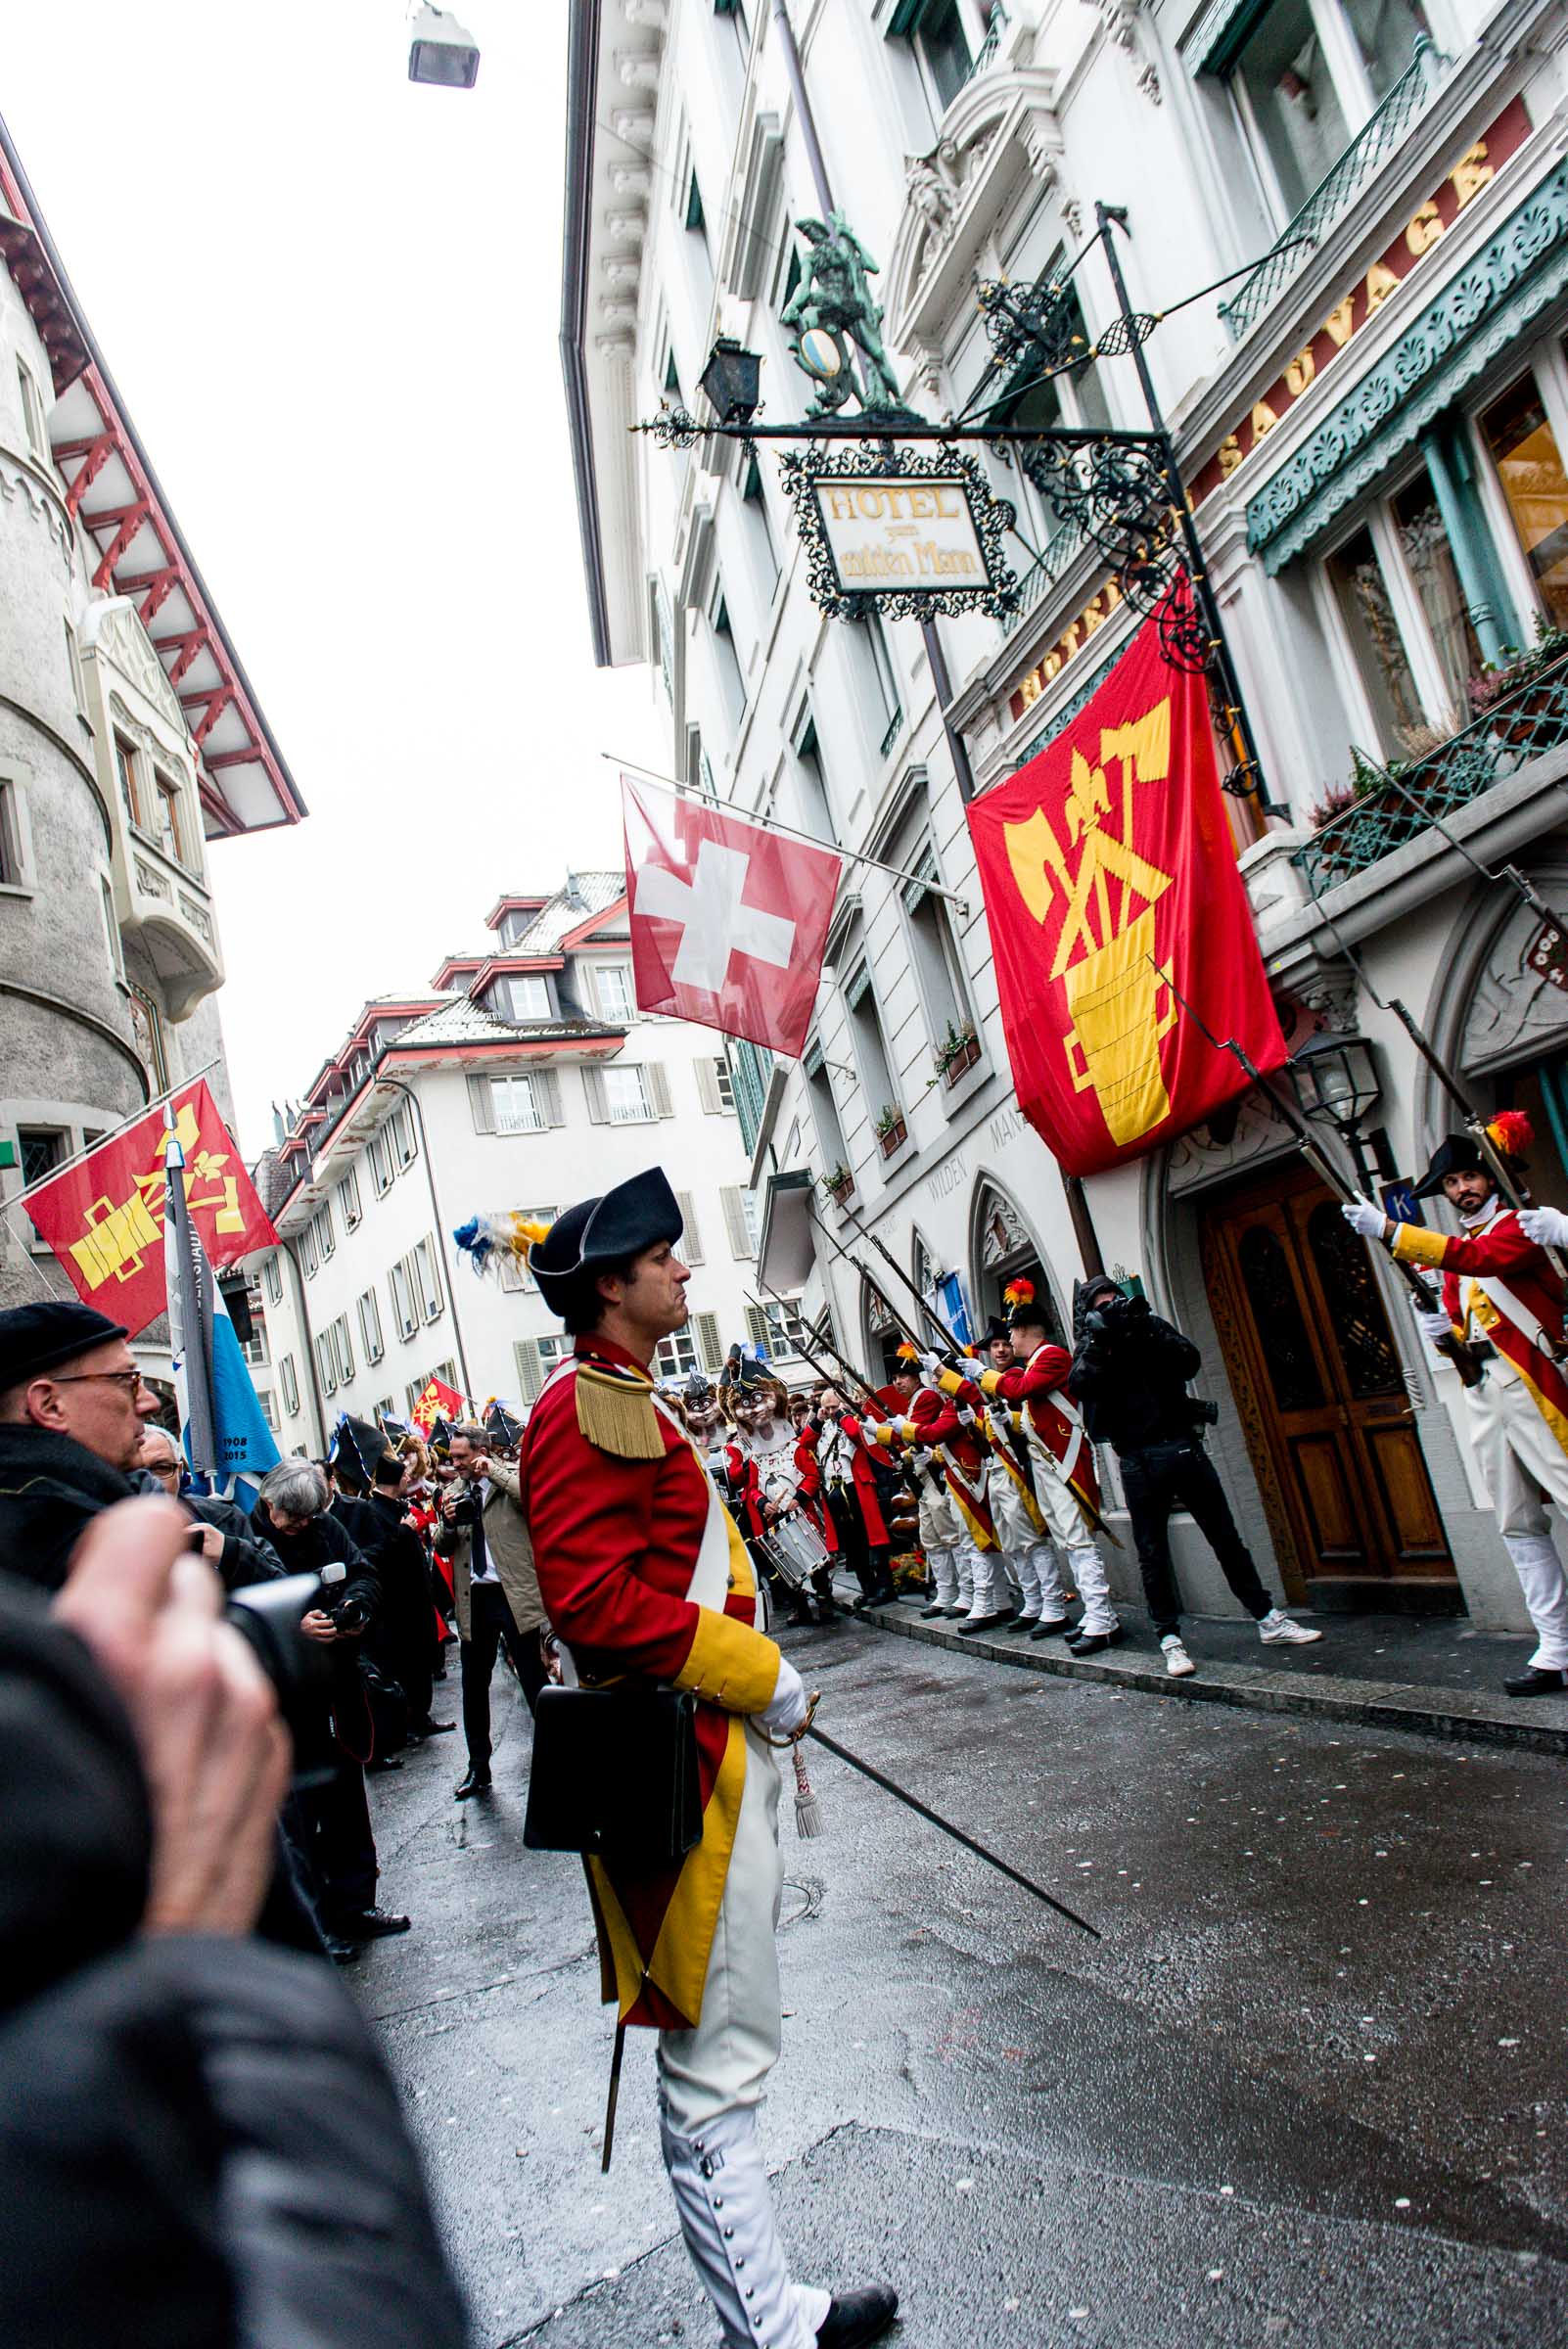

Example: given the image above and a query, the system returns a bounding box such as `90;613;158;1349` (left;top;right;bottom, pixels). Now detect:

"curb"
830;1590;1568;1758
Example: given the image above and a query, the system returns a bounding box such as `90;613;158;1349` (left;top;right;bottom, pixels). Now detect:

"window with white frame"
114;733;143;829
708;576;747;726
1218;0;1432;228
741;451;779;597
414;1236;444;1323
656;1327;699;1379
358;1286;385;1363
374;1395;395;1426
389;1102;418;1169
790;707;836;846
263;1256;284;1307
695;1055;736;1114
903;853;975;1068
299;1221;319;1278
16;360;47;464
469;1069;562;1134
844;961;900;1134
152;768;190;869
594;963;635;1021
806;1045;850;1178
64;620;85;717
327;1313;353;1387
315;1332;338;1397
721;1185;759;1259
498;973;552;1021
745;1298;807;1359
279;1354;300;1415
337;1169;362;1232
311;1202;335;1263
606;1065;653;1123
258;1389;278;1432
368;1127;394;1195
0;776;32;891
99;874;123;978
497;1206;555;1292
389;1256;419;1340
890;0;987;118
844;610;901;754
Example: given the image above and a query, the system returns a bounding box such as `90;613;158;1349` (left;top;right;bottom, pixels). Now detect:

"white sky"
4;1;669;1151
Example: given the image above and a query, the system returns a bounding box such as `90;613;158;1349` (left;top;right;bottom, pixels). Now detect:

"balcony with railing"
1291;649;1568;896
1218;39;1448;345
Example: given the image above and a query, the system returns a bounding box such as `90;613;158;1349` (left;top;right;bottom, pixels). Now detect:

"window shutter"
537;1067;564;1127
845;964;873;1011
467;1074;495;1134
647;1061;673;1118
721;1186;754;1259
745;1304;770;1350
694;1311;723;1372
583;1065;610;1124
512;1339;544;1404
677;1192;705;1266
695;1057;721;1115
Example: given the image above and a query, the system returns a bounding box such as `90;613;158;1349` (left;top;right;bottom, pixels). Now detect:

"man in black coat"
0;1301;162;1590
0;1496;467;2349
1070;1273;1322;1677
367;1448;451;1739
136;1422;285;1589
254;1458;410;1949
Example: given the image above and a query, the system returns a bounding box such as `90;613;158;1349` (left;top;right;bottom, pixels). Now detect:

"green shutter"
513;1340;543;1404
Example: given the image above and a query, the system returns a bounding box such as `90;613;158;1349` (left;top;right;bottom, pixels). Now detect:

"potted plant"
934;1020;981;1085
820;1161;854;1207
874;1102;907;1157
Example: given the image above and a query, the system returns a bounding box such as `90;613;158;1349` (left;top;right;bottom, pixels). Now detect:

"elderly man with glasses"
135;1423;285;1589
0;1302;163;1591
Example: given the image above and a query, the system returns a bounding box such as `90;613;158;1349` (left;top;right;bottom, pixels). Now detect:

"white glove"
1519;1205;1568;1249
1342;1195;1388;1239
896;1415;918;1441
760;1655;808;1736
919;1351;945;1378
956;1405;976;1426
1414;1308;1452;1345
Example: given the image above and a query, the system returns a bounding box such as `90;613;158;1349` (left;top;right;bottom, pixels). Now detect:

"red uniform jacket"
792;1429;839;1553
828;1410;893;1546
879;1382;998;1550
722;1442;766;1540
1393;1206;1568;1451
955;1345;1102;1514
522;1336;782;2030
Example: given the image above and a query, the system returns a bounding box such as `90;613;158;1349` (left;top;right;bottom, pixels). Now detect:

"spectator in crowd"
136;1424;285;1589
438;1423;548;1800
253;1459;411;1950
0;1302;161;1589
0;1495;468;2349
1069;1274;1323;1677
368;1448;454;1741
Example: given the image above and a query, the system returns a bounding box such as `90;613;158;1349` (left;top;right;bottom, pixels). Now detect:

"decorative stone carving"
1165;1086;1295;1197
594;333;635;357
905;148;959;240
1295;965;1360;1035
133;856;170;900
623;0;667;27
1459;875;1568;1074
1092;0;1161;104
598;299;639;329
91;601;189;735
604;207;646;242
615;52;660;93
610;109;654;143
609;162;652;197
602;255;641;287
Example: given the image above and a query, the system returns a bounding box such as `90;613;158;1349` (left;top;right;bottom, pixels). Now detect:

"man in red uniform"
871;1357;1011;1632
521;1170;896;2349
1345;1131;1568;1694
813;1388;900;1608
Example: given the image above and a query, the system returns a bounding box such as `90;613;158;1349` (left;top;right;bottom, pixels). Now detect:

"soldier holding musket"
1344;1116;1568;1694
519;1170;897;2349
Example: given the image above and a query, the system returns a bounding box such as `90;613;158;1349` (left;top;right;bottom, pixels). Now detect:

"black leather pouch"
523;1684;703;1866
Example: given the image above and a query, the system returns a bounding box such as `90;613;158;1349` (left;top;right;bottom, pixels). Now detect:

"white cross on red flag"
622;775;841;1059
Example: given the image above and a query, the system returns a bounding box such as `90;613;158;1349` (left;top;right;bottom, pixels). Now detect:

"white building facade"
565;0;1568;1636
251;874;763;1453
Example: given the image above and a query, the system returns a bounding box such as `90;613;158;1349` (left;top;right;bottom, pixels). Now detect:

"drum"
762;1506;830;1588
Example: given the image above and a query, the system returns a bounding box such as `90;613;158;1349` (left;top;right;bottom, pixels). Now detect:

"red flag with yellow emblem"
23;1081;276;1337
968;596;1286;1176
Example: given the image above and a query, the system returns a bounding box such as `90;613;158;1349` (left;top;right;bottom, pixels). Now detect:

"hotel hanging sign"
780;442;1019;622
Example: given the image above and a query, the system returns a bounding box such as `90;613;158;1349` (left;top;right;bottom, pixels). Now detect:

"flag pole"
610;756;970;916
9;1057;225;1207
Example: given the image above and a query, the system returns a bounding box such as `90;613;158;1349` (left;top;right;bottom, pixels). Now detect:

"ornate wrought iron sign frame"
777;440;1019;623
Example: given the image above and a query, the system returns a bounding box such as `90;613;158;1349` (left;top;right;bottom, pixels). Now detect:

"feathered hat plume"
452;1209;554;1279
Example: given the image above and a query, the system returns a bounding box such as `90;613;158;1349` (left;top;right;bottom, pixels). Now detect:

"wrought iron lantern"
1288;1030;1382;1139
698;337;762;426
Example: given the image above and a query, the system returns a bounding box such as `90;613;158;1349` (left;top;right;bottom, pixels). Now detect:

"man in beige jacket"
438;1424;548;1799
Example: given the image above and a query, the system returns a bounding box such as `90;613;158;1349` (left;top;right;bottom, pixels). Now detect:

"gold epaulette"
575;1359;666;1460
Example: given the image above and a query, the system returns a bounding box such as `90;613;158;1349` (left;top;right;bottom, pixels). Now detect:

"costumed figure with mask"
1344;1118;1568;1694
723;1362;833;1628
510;1172;897;2349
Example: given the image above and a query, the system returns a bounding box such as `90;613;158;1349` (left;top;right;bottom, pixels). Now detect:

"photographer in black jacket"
1070;1274;1323;1678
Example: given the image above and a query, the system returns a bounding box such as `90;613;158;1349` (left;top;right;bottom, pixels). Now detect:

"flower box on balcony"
821;1163;855;1208
940;1031;981;1086
875;1108;907;1158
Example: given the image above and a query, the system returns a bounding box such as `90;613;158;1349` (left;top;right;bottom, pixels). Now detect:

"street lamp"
1288;1029;1383;1185
698;336;762;426
408;4;480;86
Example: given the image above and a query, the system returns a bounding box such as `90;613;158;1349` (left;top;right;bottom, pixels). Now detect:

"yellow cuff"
869;1421;896;1445
978;1367;1001;1396
936;1367;964;1396
675;1608;781;1715
1391;1223;1450;1269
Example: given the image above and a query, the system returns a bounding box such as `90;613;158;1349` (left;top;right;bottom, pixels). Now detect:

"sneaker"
1258;1608;1322;1645
1161;1635;1196;1678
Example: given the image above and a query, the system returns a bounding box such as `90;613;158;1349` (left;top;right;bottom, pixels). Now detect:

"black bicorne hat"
530;1167;684;1316
979;1313;1012;1347
1412;1132;1486;1199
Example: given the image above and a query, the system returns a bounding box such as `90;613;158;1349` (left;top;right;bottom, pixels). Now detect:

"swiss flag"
623;776;841;1058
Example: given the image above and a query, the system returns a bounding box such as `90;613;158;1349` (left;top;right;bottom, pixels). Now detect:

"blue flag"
208;1286;281;1486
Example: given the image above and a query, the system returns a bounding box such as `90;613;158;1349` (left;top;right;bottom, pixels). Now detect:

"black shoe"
1031;1617;1071;1641
1001;1613;1035;1634
1067;1627;1124;1656
865;1586;901;1608
817;2282;899;2346
454;1768;492;1799
338;1909;411;1940
414;1717;458;1736
1503;1665;1568;1696
366;1753;404;1773
957;1611;1010;1636
920;1602;946;1619
324;1934;362;1965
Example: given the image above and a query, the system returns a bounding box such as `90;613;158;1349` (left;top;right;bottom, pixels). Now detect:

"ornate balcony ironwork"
967;4;1007;82
1291;650;1568;896
1218;39;1447;344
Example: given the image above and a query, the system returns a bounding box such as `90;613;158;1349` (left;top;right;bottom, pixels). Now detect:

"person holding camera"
438;1422;548;1800
253;1459;410;1948
1069;1274;1322;1676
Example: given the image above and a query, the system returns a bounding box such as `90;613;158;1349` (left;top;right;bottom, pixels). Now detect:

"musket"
805;1195;936;1358
804;1721;1100;1940
1151;960;1489;1389
749;1281;925;1510
828;1189;964;1352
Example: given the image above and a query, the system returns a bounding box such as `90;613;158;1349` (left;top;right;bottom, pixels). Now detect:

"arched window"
972;1181;1066;1344
862;1277;901;1386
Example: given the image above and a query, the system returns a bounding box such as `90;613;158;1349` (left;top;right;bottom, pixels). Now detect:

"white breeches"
1464;1368;1568;1669
658;1726;783;2130
991;1468;1062;1618
917;1474;963;1553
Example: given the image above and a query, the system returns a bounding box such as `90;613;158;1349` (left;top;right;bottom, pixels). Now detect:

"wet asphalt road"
359;1615;1567;2347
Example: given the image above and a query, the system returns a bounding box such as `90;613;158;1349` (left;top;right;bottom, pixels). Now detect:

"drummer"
723;1362;829;1628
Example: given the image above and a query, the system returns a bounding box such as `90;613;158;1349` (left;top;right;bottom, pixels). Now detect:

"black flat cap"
0;1301;129;1389
530;1169;683;1316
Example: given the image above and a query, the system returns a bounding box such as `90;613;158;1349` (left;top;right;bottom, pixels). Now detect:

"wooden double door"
1200;1164;1454;1599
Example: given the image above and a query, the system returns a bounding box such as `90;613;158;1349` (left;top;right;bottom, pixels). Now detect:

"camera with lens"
224;1569;333;1742
1084;1291;1147;1339
317;1556;372;1635
1187;1396;1221;1428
